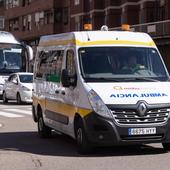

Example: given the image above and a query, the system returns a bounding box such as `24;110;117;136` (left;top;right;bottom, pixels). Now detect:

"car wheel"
162;143;170;151
16;93;22;104
2;91;8;103
75;119;91;154
38;110;52;138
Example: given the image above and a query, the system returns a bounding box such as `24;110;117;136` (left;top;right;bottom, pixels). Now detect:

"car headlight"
21;85;30;91
88;90;112;118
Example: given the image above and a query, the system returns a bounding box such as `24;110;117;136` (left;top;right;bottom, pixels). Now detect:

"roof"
0;31;20;44
39;31;156;48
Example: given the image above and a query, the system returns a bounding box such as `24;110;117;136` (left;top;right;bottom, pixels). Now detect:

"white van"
32;26;170;153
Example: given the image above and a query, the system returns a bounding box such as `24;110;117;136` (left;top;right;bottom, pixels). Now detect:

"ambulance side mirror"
61;69;77;87
61;69;70;87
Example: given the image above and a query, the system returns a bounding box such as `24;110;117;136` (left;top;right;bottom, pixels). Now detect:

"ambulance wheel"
38;114;51;138
75;119;91;154
162;143;170;151
2;91;8;103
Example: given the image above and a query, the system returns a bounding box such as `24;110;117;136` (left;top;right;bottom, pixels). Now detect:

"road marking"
0;112;23;118
4;109;32;115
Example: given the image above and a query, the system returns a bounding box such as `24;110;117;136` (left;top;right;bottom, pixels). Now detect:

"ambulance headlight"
88;90;113;118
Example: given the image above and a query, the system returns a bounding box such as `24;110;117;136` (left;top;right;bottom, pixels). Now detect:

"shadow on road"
0;100;31;106
0;131;166;157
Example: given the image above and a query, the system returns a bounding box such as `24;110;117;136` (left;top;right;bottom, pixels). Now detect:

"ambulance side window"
46;50;64;82
66;50;76;76
35;51;49;78
66;50;77;86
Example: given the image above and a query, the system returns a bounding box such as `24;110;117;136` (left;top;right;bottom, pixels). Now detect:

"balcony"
110;20;170;41
5;0;54;19
11;24;54;41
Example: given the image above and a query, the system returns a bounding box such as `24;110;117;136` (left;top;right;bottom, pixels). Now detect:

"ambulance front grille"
110;108;170;125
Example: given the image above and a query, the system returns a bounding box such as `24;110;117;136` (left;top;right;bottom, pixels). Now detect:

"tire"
75;119;91;154
2;91;8;103
38;112;51;138
162;143;170;151
16;93;22;104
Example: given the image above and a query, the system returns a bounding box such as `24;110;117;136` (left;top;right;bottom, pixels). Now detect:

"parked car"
2;72;33;104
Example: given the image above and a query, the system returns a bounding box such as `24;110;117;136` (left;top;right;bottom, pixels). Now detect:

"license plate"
128;127;156;135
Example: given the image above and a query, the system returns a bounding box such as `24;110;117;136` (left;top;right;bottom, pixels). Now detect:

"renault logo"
137;102;147;117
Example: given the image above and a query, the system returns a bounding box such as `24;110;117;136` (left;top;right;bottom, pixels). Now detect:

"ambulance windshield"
79;47;169;82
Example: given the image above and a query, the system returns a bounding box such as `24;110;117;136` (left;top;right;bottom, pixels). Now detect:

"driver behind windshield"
121;55;145;73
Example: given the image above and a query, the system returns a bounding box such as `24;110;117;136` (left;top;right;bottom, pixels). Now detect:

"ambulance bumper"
83;112;170;146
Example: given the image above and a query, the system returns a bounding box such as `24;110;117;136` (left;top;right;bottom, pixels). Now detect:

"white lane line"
0;112;23;118
4;109;32;115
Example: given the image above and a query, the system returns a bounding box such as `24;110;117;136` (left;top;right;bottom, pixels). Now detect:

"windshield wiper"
129;77;160;82
84;77;121;82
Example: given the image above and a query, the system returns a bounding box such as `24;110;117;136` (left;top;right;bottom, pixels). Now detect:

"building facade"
5;0;70;46
4;0;170;69
0;0;5;30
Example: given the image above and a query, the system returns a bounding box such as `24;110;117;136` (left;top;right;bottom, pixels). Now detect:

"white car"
2;72;33;104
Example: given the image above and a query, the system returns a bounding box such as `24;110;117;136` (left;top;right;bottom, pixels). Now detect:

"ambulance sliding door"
44;49;65;128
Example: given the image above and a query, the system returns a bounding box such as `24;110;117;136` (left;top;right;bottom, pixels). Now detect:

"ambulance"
32;24;170;153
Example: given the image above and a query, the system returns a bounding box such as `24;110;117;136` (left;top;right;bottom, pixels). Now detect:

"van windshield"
0;43;26;74
79;47;169;82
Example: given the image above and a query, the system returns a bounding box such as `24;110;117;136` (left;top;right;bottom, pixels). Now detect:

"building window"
22;16;26;31
9;18;19;31
0;17;4;29
160;0;165;6
75;16;80;31
22;0;31;6
39;12;44;25
74;0;80;6
55;9;62;23
13;0;19;7
35;11;45;29
13;19;19;30
27;15;32;30
44;11;53;24
63;8;68;25
6;0;19;8
159;0;165;21
35;12;40;28
6;0;12;9
0;0;4;7
27;0;31;5
22;0;26;6
147;10;155;22
54;8;68;25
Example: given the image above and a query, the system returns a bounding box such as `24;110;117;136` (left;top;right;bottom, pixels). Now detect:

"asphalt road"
0;101;170;170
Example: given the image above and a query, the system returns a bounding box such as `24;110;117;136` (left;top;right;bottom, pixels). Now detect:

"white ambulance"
32;25;170;153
